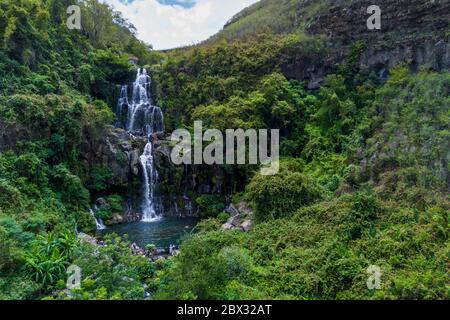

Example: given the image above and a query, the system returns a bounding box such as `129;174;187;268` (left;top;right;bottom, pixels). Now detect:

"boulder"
227;214;242;227
241;220;253;232
77;233;99;246
221;202;254;232
95;197;110;210
235;202;253;217
226;203;240;217
107;213;124;225
221;222;235;231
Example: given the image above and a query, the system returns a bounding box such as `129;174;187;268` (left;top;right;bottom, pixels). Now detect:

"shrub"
50;164;90;209
217;212;230;223
195;195;226;218
246;170;323;222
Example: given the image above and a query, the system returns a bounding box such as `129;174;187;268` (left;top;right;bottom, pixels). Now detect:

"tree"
81;0;114;48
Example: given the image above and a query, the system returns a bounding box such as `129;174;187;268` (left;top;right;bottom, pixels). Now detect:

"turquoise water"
99;217;198;249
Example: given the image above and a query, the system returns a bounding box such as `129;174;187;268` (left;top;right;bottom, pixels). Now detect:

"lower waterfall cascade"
90;208;106;231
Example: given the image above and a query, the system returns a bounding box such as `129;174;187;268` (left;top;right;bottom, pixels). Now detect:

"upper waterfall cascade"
124;68;164;135
117;68;165;222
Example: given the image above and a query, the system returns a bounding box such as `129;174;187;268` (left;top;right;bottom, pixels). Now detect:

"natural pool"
99;217;199;250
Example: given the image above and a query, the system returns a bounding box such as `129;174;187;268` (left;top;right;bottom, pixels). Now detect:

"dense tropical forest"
0;0;449;300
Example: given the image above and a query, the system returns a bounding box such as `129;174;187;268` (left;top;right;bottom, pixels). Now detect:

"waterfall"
184;193;193;216
115;85;129;128
126;68;164;135
182;165;193;216
119;68;164;222
127;70;145;132
140;142;160;222
90;209;106;231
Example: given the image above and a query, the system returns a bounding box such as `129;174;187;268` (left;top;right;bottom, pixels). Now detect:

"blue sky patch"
119;0;197;8
108;0;259;49
157;0;197;8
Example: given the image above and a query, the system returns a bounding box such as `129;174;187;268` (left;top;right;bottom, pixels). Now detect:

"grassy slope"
210;0;331;42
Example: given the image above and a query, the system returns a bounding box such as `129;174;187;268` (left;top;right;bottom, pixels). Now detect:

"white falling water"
140;142;160;222
184;193;193;216
126;68;164;134
183;165;193;216
121;68;164;222
116;85;129;128
90;209;106;231
128;69;148;131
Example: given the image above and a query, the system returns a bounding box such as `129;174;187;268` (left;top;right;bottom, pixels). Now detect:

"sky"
103;0;259;50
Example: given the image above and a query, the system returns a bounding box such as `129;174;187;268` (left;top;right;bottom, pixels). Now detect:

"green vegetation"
154;33;325;133
60;234;154;300
247;170;323;222
156;188;448;300
0;0;448;301
210;0;331;42
0;0;162;299
153;66;449;299
152;39;449;299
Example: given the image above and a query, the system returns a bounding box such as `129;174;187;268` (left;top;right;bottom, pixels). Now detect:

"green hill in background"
212;0;330;41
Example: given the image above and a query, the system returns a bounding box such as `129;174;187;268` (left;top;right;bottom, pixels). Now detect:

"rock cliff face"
79;129;228;220
80;126;147;189
283;0;450;88
0;120;27;152
151;132;232;217
80;126;148;223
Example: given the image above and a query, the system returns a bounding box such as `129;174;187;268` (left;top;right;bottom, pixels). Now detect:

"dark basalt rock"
221;202;254;233
80;126;147;188
151;132;231;218
80;127;149;224
282;0;450;88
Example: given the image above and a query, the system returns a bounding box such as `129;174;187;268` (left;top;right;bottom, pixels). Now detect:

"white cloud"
103;0;259;50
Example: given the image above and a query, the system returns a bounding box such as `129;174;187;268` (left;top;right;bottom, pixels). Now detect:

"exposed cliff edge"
297;0;450;88
211;0;450;89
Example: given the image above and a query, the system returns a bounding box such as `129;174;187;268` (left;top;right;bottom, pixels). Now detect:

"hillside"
151;0;450;300
0;0;448;301
0;0;163;299
213;0;331;40
206;0;450;89
216;0;450;40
